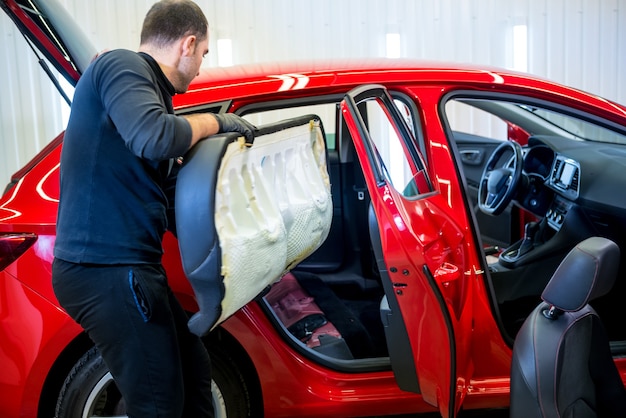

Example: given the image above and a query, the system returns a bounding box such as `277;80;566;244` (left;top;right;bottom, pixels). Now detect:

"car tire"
55;345;254;418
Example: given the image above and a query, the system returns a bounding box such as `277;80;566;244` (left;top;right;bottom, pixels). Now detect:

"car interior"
509;237;626;417
177;88;626;374
453;96;626;348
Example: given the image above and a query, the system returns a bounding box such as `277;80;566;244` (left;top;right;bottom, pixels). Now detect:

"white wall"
1;0;625;188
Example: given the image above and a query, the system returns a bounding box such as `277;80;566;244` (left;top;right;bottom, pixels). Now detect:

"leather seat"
510;237;626;418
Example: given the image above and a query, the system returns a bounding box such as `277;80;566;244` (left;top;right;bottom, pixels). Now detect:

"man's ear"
181;35;197;57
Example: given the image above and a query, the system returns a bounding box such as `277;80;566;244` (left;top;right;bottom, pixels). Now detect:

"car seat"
175;114;332;336
509;236;626;418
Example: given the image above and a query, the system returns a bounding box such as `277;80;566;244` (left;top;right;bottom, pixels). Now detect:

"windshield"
519;105;626;144
448;97;626;146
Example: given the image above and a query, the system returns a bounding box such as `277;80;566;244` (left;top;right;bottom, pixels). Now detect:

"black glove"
214;113;256;145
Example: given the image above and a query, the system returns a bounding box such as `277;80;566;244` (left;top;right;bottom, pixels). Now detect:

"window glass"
361;98;431;198
240;93;430;198
520;105;626;144
243;103;337;149
395;98;416;137
445;99;508;141
444;96;626;145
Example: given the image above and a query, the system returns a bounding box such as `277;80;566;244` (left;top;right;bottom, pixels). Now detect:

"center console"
545;195;573;231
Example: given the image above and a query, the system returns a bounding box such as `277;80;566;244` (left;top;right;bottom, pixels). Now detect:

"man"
51;1;254;416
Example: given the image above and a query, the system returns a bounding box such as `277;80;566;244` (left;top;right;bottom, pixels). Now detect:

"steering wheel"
478;141;523;216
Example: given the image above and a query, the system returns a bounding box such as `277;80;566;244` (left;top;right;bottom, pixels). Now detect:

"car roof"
178;59;626;122
185;58;517;98
3;0;623;122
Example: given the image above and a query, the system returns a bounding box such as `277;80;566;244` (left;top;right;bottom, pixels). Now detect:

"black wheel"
55;345;254;418
478;141;523;216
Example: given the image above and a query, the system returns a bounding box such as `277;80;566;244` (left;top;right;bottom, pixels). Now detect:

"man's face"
175;33;209;93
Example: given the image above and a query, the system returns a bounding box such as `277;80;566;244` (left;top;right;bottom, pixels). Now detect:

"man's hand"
214;113;256;144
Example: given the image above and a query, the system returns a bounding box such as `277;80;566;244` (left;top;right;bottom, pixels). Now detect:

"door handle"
460;150;483;165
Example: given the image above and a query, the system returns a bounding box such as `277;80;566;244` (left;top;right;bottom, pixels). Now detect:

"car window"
444;96;626;145
243;103;337;150
445;99;508;141
243;94;430;198
519;105;626;144
359;96;432;198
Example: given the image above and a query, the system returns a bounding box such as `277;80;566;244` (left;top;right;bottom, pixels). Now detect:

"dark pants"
52;258;213;418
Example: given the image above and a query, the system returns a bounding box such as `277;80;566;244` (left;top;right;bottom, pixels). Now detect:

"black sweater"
55;50;192;264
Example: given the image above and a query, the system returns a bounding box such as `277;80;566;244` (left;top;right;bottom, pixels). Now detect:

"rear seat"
176;114;333;336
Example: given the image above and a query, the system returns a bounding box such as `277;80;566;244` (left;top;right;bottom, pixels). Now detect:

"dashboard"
523;142;581;199
521;135;626;234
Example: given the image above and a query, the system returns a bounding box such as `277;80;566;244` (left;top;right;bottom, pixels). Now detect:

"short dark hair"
140;0;208;47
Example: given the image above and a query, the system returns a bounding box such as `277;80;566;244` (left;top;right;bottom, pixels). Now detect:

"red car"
2;1;626;417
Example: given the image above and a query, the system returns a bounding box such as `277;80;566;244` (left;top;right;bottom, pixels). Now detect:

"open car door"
340;85;476;417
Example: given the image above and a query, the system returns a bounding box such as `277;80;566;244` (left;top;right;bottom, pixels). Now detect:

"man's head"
140;0;209;93
140;0;208;48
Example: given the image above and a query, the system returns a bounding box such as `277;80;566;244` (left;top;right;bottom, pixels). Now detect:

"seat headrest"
542;237;620;312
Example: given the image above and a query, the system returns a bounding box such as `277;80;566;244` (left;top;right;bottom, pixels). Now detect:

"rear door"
340;85;477;417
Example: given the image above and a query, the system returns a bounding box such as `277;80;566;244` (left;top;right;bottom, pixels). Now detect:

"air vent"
570;168;579;192
552;159;562;181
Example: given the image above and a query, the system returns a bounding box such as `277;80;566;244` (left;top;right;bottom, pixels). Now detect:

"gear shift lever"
516;221;539;258
498;219;549;267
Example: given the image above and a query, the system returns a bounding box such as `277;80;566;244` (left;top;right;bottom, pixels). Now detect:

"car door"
340;85;476;418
